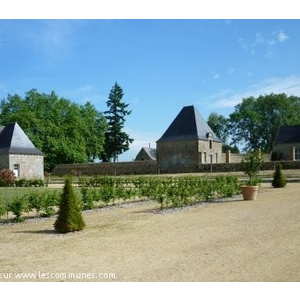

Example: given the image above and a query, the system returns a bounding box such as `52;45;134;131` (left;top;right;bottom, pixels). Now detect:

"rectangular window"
13;164;20;177
295;148;300;160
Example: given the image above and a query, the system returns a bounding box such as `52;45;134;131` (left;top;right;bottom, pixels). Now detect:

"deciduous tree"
0;89;107;170
229;93;300;152
207;112;239;153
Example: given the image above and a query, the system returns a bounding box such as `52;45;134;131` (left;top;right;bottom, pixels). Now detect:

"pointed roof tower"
0;122;43;155
157;105;221;143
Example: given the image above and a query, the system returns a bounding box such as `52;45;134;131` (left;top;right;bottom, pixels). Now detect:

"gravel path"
0;183;299;282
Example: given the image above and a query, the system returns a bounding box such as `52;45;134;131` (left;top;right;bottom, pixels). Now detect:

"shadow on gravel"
12;229;56;235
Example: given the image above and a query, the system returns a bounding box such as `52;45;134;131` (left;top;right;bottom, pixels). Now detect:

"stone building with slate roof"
273;125;300;161
135;147;157;161
156;105;222;173
0;122;44;179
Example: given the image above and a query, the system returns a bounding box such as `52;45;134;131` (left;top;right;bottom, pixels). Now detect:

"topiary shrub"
54;176;85;233
272;163;287;188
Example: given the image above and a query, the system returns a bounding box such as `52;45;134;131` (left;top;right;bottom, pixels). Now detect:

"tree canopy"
207;112;239;153
0;89;107;171
229;93;300;152
101;82;133;162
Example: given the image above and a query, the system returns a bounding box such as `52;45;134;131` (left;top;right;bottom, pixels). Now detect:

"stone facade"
157;139;222;173
0;122;44;179
10;154;44;179
198;139;222;164
274;144;300;161
0;153;44;179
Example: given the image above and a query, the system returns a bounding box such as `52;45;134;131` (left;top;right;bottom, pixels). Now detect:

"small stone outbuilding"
135;147;157;161
0;122;44;179
273;125;300;161
156;105;222;173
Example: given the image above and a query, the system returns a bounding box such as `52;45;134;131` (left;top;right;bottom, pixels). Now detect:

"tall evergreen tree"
54;177;85;233
101;82;133;162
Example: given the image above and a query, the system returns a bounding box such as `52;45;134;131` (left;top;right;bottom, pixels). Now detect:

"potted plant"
240;150;264;200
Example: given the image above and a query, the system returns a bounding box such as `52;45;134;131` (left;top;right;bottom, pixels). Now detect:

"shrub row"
0;190;61;222
0;175;241;222
0;178;45;187
78;175;241;210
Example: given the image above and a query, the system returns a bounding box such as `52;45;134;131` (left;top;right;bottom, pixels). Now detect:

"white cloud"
268;39;276;46
213;73;220;80
78;85;95;92
2;20;84;64
208;76;300;109
277;30;289;43
254;32;264;44
239;29;289;58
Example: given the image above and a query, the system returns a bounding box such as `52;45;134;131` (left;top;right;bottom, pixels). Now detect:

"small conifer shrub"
54;176;85;233
272;163;287;188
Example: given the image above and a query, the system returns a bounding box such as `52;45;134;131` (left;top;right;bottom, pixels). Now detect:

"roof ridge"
157;105;221;143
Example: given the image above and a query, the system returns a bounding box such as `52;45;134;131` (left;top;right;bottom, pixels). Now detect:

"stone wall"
52;161;158;176
52;159;300;176
222;152;271;164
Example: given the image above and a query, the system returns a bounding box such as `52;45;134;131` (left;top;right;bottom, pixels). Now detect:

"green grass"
0;187;63;205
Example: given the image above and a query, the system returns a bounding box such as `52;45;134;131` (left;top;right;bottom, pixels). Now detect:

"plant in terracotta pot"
240;150;264;200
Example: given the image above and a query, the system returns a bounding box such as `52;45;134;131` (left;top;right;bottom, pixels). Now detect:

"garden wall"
51;160;300;177
51;161;159;176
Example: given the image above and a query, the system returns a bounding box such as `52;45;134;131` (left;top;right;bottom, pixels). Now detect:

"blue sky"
1;19;300;161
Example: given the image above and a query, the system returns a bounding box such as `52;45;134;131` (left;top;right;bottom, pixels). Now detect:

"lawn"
0;182;299;282
0;187;63;205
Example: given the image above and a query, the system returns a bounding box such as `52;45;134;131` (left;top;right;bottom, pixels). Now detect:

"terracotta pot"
241;185;259;200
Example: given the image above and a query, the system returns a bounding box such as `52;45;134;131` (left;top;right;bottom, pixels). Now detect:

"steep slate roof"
274;125;300;145
136;147;157;161
157;105;222;143
0;122;43;155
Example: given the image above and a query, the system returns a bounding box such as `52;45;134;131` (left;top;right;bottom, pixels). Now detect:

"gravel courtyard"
0;182;299;282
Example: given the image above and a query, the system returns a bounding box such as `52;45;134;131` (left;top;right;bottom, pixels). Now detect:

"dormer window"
206;132;213;139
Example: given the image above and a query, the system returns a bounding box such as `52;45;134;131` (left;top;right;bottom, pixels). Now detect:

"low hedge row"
78;175;241;210
0;175;241;222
